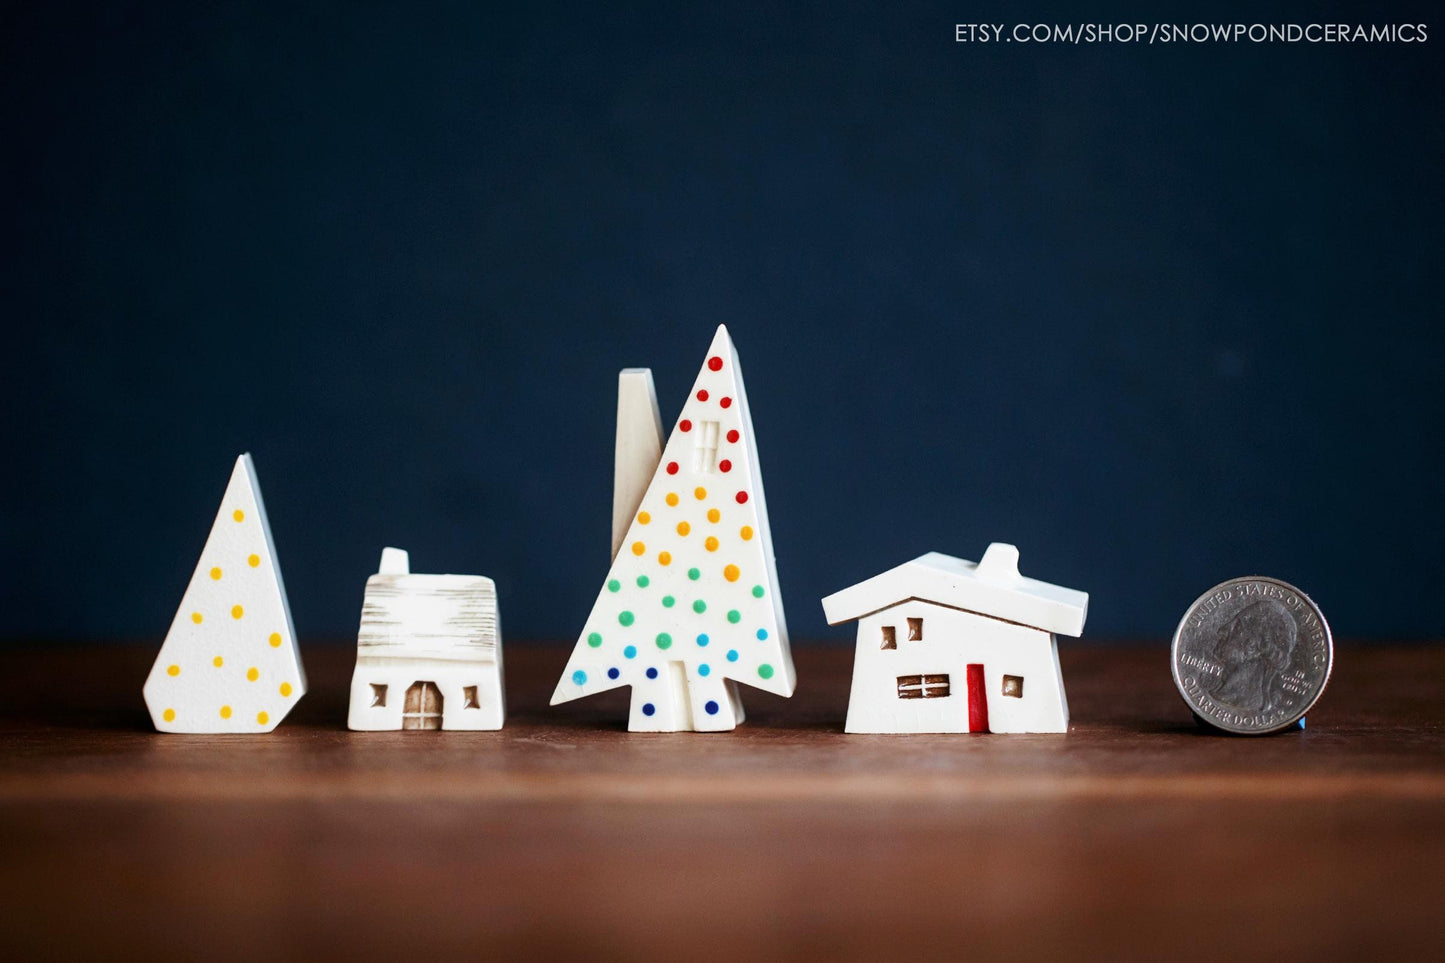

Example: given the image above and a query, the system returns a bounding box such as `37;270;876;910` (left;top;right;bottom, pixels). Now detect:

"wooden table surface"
1;642;1441;961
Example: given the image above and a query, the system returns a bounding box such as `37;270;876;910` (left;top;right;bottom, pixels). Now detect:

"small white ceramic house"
347;548;504;731
821;544;1088;734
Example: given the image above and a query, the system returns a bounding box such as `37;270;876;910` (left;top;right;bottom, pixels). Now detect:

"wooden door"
966;664;989;733
402;681;443;730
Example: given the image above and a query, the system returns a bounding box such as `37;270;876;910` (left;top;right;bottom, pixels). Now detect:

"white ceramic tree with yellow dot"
143;454;306;732
551;325;795;731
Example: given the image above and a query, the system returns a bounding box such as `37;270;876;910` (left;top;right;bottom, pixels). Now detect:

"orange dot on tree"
666;492;680;507
741;526;755;541
191;612;203;624
631;541;646;556
694;487;707;500
232;509;244;522
209;567;222;580
213;656;224;667
676;521;691;536
269;632;282;648
257;711;269;725
724;564;740;582
705;536;719;552
167;664;180;677
280;682;293;697
637;511;651;524
219;705;233;719
231;604;244;619
246;667;259;682
162;708;176;722
707;508;720;523
247;554;260;567
658;551;672;566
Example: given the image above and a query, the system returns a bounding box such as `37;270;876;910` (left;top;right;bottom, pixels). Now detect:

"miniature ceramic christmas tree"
142;454;306;732
551;325;795;731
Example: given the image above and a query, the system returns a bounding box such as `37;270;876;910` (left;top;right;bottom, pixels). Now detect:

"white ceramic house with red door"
821;544;1088;733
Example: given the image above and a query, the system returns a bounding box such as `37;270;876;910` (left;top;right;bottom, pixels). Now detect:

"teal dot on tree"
656;633;673;650
662;595;675;608
572;670;588;685
726;609;741;624
756;628;768;640
619;611;634;626
726;649;739;662
693;599;707;614
587;632;603;648
623;645;637;659
697;633;710;646
607;579;621;593
758;664;775;680
698;663;711;677
636;575;650;588
751;585;765;598
687;567;701;581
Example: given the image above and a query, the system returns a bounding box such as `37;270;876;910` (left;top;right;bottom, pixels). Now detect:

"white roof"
358;548;499;661
820;543;1088;637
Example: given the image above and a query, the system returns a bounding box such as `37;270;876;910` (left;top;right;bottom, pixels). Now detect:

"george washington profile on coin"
1207;598;1297;712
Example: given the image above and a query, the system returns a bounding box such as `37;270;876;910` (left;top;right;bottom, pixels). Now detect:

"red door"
967;664;989;733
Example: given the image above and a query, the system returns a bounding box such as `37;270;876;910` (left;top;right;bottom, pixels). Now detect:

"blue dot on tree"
646;667;658;680
607;667;620;680
642;703;655;716
705;701;719;715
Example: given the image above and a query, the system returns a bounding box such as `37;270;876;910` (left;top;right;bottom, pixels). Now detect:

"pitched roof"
820;543;1088;637
358;552;499;662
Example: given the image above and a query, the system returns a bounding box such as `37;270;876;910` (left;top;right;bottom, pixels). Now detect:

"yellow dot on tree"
209;566;222;581
231;604;244;619
280;682;293;697
233;509;245;522
666;492;679;507
163;708;176;722
724;564;741;582
658;551;672;566
246;667;259;682
638;511;651;524
269;632;282;648
707;508;720;523
191;612;203;624
213;656;224;667
676;521;691;536
694;487;707;500
631;541;646;556
705;536;719;552
741;526;755;541
257;711;269;725
167;664;180;677
219;705;232;719
247;554;260;568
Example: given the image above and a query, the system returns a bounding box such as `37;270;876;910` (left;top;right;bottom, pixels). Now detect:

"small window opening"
692;421;720;472
463;685;480;709
880;626;896;650
369;683;388;707
897;674;951;699
1002;675;1024;698
907;617;923;641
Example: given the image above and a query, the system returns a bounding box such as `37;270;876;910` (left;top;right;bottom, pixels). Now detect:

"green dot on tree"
619;611;634;626
693;599;706;613
587;632;602;647
727;610;741;624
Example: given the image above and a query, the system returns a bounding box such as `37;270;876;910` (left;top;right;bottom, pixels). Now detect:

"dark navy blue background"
3;2;1440;642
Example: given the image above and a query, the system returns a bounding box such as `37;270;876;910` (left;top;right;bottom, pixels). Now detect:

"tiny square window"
369;683;388;708
880;626;896;650
1002;675;1024;698
907;617;923;641
463;685;480;709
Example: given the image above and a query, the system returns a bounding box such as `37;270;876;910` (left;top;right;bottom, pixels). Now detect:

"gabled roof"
820;543;1088;637
358;548;499;662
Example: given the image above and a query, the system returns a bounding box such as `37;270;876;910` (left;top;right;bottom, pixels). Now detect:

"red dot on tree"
696;389;709;402
679;419;692;432
719;460;732;473
726;429;740;443
666;462;679;475
707;356;723;371
735;491;749;504
720;396;732;409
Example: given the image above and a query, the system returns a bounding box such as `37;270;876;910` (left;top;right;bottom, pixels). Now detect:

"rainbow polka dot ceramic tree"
551;325;795;731
142;454;306;732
